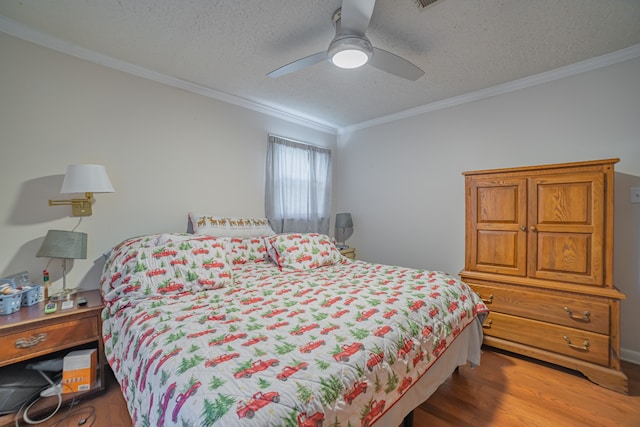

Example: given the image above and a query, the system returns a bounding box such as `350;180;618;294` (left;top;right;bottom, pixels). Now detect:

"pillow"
228;237;270;265
189;213;275;237
265;233;345;270
153;232;195;246
101;235;233;307
102;234;163;276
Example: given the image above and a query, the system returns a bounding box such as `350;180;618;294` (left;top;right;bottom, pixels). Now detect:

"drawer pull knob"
482;294;494;304
482;319;493;329
15;333;47;349
563;336;590;352
564;307;590;322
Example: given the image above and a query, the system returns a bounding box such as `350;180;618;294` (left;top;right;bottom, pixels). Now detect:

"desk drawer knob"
563;335;590;352
15;333;47;349
563;306;590;322
479;294;493;304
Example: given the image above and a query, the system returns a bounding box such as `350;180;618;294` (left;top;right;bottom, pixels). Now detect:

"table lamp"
36;230;87;301
335;213;353;249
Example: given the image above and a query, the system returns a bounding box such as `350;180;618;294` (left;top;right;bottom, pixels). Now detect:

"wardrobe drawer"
481;312;609;366
469;282;609;334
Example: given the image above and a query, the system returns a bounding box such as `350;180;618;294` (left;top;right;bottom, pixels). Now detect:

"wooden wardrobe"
460;158;628;393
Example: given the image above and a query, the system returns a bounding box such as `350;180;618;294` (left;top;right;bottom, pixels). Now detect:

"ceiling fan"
267;0;425;81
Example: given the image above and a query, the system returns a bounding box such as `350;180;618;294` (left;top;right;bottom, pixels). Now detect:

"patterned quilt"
101;233;488;427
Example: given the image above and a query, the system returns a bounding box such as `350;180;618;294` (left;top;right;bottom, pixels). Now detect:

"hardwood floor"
416;348;640;427
19;347;639;427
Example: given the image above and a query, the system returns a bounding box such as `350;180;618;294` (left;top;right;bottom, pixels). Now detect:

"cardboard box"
62;349;97;393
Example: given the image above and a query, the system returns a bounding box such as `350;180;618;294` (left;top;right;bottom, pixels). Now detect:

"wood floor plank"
10;347;638;427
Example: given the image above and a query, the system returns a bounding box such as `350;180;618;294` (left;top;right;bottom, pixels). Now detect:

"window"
265;135;332;234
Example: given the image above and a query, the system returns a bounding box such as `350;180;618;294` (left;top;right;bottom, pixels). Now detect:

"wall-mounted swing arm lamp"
48;192;96;216
48;164;115;216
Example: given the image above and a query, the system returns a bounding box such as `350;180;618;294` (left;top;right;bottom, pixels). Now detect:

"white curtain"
265;135;332;234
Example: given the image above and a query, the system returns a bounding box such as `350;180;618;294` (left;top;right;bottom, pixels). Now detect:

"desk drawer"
2;317;99;363
481;312;609;366
469;282;609;334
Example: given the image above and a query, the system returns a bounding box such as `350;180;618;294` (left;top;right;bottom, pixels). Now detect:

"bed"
100;227;488;427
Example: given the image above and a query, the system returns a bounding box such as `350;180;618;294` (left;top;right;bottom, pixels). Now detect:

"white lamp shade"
60;164;115;194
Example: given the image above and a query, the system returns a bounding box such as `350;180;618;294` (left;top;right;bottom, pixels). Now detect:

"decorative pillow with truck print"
101;235;233;314
228;237;270;265
153;233;195;246
266;233;346;270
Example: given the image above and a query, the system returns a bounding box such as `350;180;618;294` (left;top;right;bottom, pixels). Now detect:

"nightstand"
339;246;356;260
0;290;105;425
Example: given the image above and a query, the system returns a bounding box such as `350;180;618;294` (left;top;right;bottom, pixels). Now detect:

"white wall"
0;33;336;294
336;57;640;362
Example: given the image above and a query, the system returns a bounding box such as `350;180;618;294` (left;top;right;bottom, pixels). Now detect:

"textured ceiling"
1;0;640;131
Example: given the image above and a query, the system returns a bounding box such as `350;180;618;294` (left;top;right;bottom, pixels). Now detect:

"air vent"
415;0;439;8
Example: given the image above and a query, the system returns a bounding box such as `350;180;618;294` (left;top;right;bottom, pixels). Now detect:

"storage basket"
0;291;24;315
21;285;42;307
0;271;37;314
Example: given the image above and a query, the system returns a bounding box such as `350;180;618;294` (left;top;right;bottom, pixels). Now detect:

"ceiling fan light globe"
332;49;369;69
328;36;372;69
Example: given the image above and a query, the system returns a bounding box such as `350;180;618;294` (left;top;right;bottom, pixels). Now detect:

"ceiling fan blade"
370;47;425;80
267;51;328;78
340;0;376;35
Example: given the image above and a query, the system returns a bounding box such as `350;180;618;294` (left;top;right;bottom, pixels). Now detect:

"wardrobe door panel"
467;178;527;276
528;172;604;285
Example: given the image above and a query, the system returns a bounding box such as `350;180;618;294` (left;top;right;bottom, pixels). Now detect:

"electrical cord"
70;218;83;232
21;393;62;425
13;392;56;427
14;395;96;427
14;375;96;426
15;370;62;426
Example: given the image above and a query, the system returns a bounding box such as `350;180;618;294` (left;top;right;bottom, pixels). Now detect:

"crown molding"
0;15;337;135
338;43;640;135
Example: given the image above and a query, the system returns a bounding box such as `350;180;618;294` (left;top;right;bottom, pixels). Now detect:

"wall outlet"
631;187;640;204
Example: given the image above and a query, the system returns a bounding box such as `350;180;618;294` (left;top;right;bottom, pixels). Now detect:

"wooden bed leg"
402;410;414;427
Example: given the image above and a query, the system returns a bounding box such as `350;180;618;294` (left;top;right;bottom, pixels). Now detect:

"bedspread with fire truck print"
101;233;488;427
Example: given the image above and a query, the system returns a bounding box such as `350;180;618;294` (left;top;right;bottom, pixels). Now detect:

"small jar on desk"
339;246;356;260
